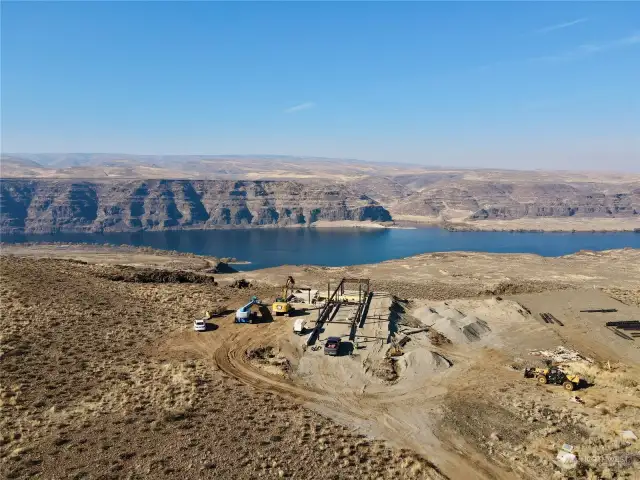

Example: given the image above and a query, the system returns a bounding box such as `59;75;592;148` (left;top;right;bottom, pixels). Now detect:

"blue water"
2;228;638;271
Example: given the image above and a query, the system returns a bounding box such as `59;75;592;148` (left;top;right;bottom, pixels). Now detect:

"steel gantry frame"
307;278;370;346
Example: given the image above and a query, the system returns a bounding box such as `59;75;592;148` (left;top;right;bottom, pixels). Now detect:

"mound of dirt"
398;350;451;378
369;357;399;383
230;278;251;288
412;307;443;326
246;346;277;361
459;316;491;342
372;279;574;301
485;280;573;296
203;261;237;274
431;315;491;344
434;306;465;321
95;265;217;284
246;346;291;376
428;329;451;345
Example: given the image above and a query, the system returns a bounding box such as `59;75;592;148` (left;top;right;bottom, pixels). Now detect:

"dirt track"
159;305;490;480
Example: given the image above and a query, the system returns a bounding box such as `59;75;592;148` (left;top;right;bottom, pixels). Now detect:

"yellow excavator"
272;276;295;317
386;336;406;358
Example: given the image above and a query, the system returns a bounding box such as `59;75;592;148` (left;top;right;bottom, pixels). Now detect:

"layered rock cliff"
386;180;640;221
2;177;638;234
0;180;391;234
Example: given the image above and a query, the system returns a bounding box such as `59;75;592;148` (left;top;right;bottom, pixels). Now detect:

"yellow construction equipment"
272;276;295;317
524;366;582;391
387;337;404;357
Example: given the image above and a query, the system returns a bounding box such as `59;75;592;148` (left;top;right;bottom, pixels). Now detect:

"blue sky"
2;1;639;170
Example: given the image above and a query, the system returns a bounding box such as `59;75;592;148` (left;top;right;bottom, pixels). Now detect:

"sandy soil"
306;220;414;229
0;243;222;271
450;217;640;232
7;245;640;295
310;220;389;229
158;287;640;479
227;249;640;299
1;257;442;479
392;215;640;232
2;246;640;479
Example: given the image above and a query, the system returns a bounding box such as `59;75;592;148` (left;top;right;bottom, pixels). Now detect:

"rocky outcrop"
468;185;640;220
0;180;392;234
389;181;640;221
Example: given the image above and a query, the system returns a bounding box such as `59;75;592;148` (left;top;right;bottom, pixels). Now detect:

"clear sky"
2;1;639;170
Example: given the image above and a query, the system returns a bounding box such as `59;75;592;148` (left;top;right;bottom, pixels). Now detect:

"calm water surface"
3;228;639;271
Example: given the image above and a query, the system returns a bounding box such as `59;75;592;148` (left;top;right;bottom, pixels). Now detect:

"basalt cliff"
1;174;639;234
0;179;391;234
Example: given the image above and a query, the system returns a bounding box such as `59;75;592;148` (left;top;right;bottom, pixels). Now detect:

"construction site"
1;245;640;479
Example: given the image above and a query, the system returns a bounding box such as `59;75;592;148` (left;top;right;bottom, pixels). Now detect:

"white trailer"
293;318;307;335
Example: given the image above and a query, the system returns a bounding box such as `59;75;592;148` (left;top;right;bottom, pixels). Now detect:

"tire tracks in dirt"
158;316;517;480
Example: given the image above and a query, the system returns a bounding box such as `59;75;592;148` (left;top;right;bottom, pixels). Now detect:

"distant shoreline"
443;218;640;233
0;220;417;236
2;242;638;272
1;217;638;236
390;215;640;233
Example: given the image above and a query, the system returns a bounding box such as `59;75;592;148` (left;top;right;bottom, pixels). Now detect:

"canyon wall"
0;180;391;234
386;180;640;220
1;178;638;234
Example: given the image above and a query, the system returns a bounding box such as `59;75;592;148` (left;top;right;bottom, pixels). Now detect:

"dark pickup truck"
324;336;341;356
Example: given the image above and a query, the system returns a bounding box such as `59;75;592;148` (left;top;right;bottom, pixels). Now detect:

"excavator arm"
240;296;260;312
273;277;296;316
281;276;295;300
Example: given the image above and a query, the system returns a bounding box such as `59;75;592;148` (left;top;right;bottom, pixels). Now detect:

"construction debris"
606;321;640;342
561;443;574;453
606;320;640;329
555;451;578;469
540;312;564;326
608;326;635;341
580;308;617;313
529;346;594;364
620;430;637;442
402;327;430;336
427;329;451;345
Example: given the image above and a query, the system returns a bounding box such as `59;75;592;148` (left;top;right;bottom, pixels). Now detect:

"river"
2;228;638;271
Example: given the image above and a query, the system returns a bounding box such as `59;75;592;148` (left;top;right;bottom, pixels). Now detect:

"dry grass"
603;287;640;308
0;256;439;479
443;359;640;479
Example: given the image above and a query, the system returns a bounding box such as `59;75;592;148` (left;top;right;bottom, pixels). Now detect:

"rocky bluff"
0;179;392;234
